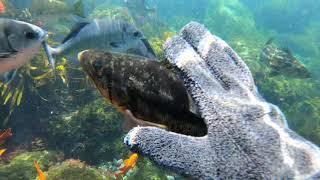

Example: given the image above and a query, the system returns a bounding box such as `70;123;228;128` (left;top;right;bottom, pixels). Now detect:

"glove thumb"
124;127;212;177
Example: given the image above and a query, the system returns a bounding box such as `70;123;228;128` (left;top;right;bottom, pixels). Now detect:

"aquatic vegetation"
149;31;176;60
0;151;62;180
150;37;165;60
46;99;127;164
204;0;258;40
256;76;320;145
127;158;170;180
46;159;108;180
0;48;70;125
89;5;134;23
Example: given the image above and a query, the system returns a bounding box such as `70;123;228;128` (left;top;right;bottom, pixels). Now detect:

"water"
0;0;319;179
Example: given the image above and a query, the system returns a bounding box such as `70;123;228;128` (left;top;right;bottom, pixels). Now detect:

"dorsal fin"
281;47;296;60
265;38;274;46
62;22;90;43
141;38;156;57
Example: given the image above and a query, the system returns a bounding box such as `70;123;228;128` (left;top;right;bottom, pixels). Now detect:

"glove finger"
124;127;214;178
180;22;255;92
164;36;227;97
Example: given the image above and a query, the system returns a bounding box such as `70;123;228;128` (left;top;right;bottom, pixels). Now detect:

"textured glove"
124;22;320;179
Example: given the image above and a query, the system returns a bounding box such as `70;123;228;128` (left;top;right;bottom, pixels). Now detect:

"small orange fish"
0;128;13;145
0;149;6;156
0;0;5;14
115;153;139;178
34;161;46;180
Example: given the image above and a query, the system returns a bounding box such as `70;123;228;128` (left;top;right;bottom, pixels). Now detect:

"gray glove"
124;22;320;179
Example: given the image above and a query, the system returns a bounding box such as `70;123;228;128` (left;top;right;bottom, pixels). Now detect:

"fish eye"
110;42;120;48
24;31;38;39
133;31;141;37
93;61;103;72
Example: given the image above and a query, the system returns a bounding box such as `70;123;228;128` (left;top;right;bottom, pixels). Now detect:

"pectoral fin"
122;109;167;132
0;51;17;59
1;69;18;84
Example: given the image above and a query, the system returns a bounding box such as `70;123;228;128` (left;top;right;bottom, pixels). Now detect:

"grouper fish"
0;18;53;83
48;19;157;61
261;38;311;78
78;50;207;137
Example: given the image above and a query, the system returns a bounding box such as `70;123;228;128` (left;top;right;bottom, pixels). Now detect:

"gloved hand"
124;22;320;179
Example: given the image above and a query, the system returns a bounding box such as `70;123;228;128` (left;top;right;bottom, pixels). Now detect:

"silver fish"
48;19;157;60
0;19;49;74
0;19;56;83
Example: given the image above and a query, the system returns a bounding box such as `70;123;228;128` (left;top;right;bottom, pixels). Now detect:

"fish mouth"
78;50;92;67
39;31;48;42
78;50;94;75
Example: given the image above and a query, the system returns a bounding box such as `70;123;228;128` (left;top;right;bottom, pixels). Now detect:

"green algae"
47;159;109;180
46;98;128;164
0;151;62;180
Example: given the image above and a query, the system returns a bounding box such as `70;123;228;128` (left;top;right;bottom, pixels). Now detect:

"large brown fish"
78;50;207;137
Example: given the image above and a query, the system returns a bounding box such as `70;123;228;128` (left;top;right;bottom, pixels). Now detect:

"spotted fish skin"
79;50;207;136
261;39;311;78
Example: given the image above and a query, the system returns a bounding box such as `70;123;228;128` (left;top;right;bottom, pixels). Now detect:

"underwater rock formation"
124;22;320;179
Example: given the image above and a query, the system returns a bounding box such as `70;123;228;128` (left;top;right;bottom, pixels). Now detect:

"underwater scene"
0;0;320;179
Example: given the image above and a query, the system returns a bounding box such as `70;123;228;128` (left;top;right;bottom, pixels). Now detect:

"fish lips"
40;31;48;42
78;50;90;67
78;50;98;77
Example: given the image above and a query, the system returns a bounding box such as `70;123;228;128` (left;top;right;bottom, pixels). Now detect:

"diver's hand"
124;22;320;179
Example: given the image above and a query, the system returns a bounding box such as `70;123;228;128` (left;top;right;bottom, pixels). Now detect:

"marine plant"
0;151;62;180
89;5;134;23
149;31;176;61
45;98;128;164
47;159;109;180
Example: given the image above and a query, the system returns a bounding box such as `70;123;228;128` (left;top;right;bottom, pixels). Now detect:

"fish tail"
42;42;57;79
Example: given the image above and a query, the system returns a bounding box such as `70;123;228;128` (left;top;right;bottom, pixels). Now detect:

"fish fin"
2;70;18;84
0;51;17;58
122;109;167;132
110;42;123;48
141;38;156;58
281;48;295;59
42;42;56;75
122;114;138;132
62;22;90;43
0;149;6;156
265;38;274;46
